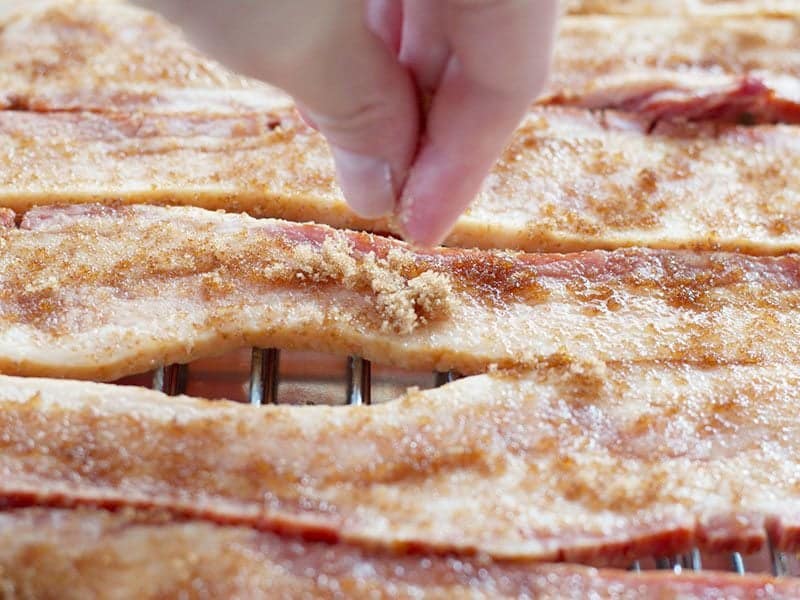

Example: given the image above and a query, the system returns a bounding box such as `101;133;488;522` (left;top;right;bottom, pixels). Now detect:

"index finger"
397;0;558;246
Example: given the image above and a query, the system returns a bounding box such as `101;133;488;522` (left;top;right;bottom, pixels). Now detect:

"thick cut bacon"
0;108;360;232
2;108;800;254
5;0;798;124
547;16;800;123
1;509;798;600
0;0;290;113
1;363;800;562
5;205;800;380
3;0;797;125
461;109;800;253
565;0;800;17
3;2;800;254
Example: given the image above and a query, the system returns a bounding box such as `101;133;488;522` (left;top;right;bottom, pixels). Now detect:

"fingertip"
396;190;458;248
398;222;451;248
330;146;396;219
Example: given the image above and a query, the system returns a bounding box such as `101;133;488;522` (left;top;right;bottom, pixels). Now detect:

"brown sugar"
267;232;453;335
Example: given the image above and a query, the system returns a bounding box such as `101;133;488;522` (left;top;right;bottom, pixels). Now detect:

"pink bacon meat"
1;508;798;599
4;205;800;380
1;362;799;562
546;15;800;124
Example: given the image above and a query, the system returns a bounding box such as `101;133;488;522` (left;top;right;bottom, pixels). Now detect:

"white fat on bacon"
564;0;800;17
1;109;800;254
0;361;799;562
0;0;291;113
546;15;800;123
4;205;800;380
1;508;798;599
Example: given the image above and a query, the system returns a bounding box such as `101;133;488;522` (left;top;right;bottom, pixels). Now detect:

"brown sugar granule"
268;232;453;335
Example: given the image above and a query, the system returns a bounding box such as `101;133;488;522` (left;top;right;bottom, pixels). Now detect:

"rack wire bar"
152;364;188;395
653;557;683;573
249;348;280;406
770;541;788;576
731;553;746;575
683;549;702;571
671;555;684;573
655;557;673;570
148;350;799;582
346;356;371;405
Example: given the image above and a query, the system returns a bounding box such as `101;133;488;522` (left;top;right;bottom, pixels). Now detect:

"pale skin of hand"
137;0;558;246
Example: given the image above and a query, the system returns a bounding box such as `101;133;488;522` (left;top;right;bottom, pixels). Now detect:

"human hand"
137;0;558;246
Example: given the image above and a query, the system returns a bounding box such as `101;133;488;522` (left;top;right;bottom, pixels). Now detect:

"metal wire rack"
151;348;797;579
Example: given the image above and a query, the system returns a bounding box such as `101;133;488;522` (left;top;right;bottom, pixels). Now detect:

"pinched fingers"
139;0;418;219
138;0;556;238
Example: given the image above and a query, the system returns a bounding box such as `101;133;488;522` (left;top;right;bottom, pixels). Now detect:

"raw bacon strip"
547;16;800;123
2;0;797;126
1;509;798;600
459;109;800;253
3;108;800;254
0;0;291;114
2;363;800;562
0;108;365;232
6;204;800;380
4;0;797;124
564;0;800;17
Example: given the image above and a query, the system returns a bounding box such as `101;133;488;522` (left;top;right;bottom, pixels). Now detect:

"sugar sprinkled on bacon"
1;507;798;599
1;362;799;562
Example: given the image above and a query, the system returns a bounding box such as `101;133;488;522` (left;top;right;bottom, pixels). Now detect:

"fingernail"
295;103;319;131
330;146;395;218
296;108;318;131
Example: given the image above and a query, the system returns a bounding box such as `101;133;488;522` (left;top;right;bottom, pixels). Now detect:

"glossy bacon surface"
458;109;800;253
3;2;800;254
3;108;800;254
0;0;290;113
1;362;800;562
1;508;798;599
4;205;800;380
7;0;799;123
564;0;800;17
547;15;800;123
